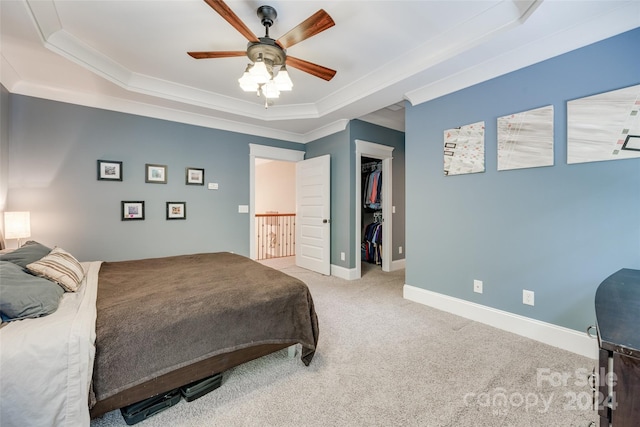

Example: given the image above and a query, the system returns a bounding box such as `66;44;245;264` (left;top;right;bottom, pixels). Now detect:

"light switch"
207;183;219;190
238;205;249;213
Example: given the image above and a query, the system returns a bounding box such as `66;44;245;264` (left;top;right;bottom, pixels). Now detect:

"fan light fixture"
235;7;294;108
237;56;293;105
188;2;336;109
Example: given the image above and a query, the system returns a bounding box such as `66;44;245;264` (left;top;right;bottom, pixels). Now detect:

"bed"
0;249;319;427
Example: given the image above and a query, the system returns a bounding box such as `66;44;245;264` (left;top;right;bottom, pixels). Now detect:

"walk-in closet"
361;156;383;267
355;139;394;278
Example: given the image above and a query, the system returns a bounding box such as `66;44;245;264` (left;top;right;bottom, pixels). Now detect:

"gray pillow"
0;241;52;268
0;261;65;321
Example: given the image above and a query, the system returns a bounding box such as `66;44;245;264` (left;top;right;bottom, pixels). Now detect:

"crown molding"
24;0;541;125
42;28;324;121
299;119;349;143
405;1;640;107
5;78;354;143
358;109;404;133
0;55;22;90
15;0;633;141
315;0;541;116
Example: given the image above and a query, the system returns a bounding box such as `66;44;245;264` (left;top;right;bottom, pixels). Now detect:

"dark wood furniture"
594;268;640;427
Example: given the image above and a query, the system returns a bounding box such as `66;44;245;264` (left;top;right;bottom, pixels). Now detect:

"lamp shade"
273;67;293;91
238;68;259;92
4;211;31;239
248;60;271;84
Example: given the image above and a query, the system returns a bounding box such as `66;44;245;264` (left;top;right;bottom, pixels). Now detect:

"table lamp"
4;211;31;247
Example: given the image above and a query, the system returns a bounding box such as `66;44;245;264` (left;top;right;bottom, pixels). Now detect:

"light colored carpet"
91;258;598;426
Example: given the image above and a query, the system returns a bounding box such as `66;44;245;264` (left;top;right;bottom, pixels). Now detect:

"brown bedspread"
92;252;319;402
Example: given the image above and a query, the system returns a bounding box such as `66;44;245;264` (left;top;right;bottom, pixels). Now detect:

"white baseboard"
331;264;358;280
403;284;598;359
390;259;406;271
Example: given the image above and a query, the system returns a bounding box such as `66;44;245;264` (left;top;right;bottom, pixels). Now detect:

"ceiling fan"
188;0;336;103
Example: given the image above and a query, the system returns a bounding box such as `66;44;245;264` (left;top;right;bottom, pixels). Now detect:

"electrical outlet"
340;252;345;261
473;280;483;294
398;246;403;254
523;290;535;306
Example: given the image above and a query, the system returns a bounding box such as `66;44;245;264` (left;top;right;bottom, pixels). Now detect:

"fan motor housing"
247;37;286;68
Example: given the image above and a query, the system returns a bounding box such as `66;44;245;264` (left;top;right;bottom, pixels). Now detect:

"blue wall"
4;94;406;270
350;120;406;266
305;120;406;269
405;27;640;331
6;95;303;261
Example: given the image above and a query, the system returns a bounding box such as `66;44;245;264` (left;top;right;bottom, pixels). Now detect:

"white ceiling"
1;1;639;143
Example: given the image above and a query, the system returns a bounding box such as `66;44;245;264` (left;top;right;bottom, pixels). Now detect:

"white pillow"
26;247;85;292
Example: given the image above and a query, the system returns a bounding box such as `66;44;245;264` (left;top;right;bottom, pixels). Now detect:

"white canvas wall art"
567;84;640;164
497;105;554;171
444;121;485;176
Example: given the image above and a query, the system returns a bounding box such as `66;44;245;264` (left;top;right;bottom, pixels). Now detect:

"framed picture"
145;164;167;184
185;167;205;185
122;201;145;221
97;160;122;181
166;202;186;220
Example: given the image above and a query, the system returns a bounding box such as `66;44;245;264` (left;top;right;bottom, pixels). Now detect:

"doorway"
355;140;394;279
254;158;296;260
249;144;304;261
249;144;331;276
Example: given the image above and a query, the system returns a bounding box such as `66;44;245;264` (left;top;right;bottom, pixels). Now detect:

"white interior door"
296;155;330;275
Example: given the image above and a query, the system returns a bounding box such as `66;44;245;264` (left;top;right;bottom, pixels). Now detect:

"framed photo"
122;201;145;221
166;202;186;220
185;167;205;185
97;160;122;181
145;164;167;184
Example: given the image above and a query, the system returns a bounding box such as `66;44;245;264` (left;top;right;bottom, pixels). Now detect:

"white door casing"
296;155;331;275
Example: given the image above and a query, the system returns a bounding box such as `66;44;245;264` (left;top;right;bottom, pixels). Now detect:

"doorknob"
323;219;331;224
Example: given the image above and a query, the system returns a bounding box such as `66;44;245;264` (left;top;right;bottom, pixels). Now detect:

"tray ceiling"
1;0;638;143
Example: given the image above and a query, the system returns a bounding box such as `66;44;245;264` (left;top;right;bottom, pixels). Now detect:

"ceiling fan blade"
286;56;336;81
188;51;247;59
277;9;335;49
203;0;259;43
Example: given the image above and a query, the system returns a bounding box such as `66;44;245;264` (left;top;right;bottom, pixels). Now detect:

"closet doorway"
355;140;394;279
